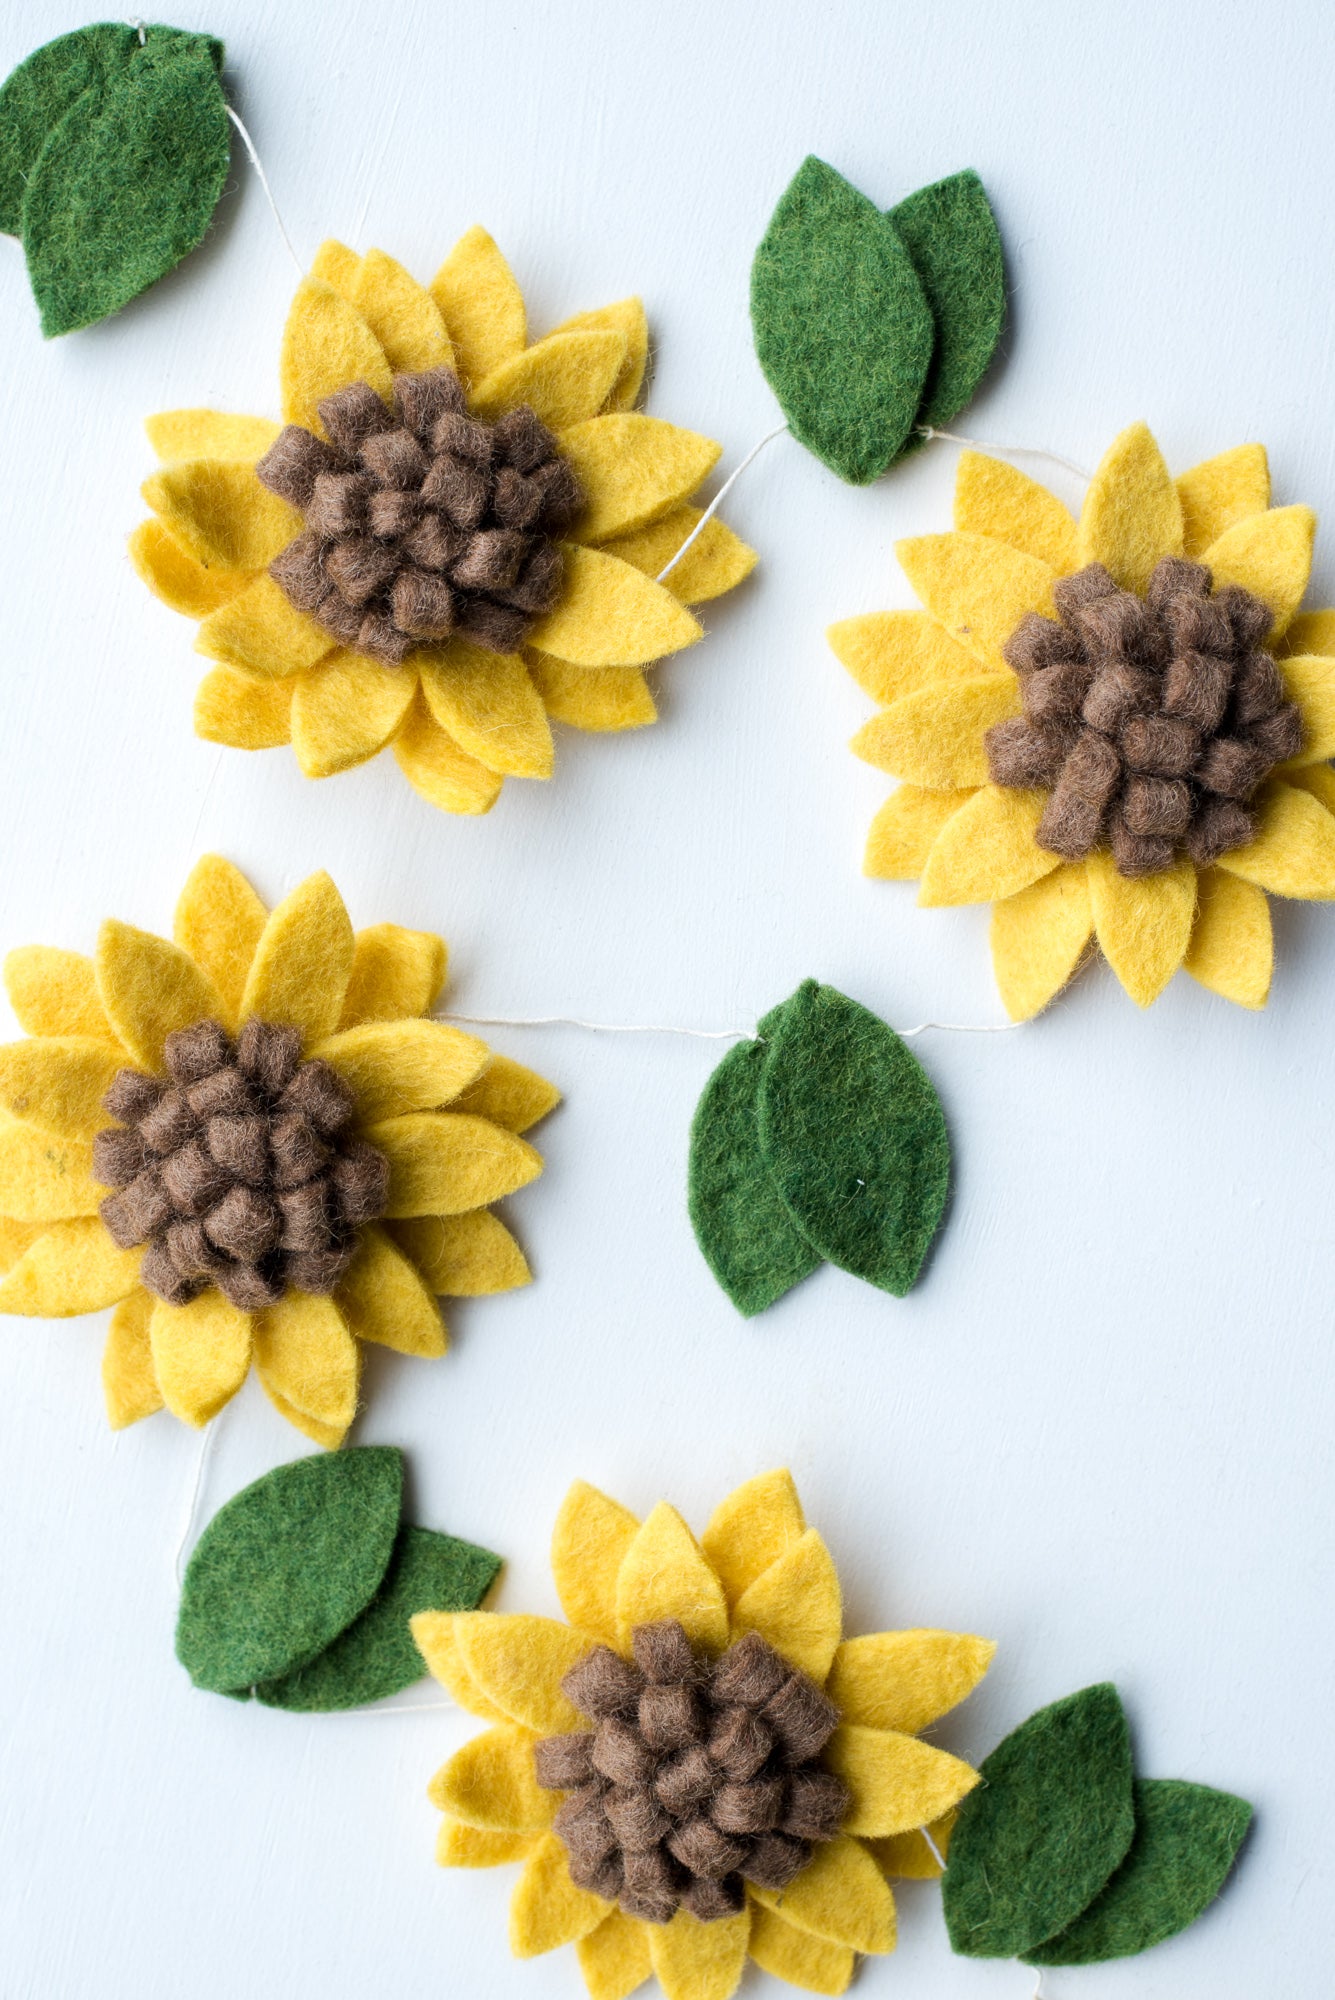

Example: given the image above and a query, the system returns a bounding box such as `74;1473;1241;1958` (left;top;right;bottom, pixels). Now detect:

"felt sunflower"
833;424;1335;1016
415;1470;993;1999
0;857;557;1446
130;228;756;813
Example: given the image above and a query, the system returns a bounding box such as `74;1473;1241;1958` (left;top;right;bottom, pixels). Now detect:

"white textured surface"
1;2;1332;1995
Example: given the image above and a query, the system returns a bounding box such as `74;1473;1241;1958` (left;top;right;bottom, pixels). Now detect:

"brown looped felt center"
986;556;1304;877
255;366;583;667
93;1018;389;1311
534;1620;851;1925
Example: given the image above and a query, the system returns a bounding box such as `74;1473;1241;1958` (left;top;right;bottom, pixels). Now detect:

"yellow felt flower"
0;857;558;1446
131;229;756;814
833;424;1335;1016
415;1471;992;1999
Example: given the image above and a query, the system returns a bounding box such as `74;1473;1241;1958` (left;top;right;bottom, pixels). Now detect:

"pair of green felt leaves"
176;1446;499;1711
944;1683;1252;1966
689;980;950;1315
752;157;1005;483
0;21;231;335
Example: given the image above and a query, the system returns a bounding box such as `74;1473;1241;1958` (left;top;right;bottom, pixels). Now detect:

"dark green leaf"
255;1526;503;1712
176;1446;404;1695
0;23;140;235
688;1028;821;1317
750;156;933;483
757;980;950;1296
944;1683;1137;1959
892;169;1006;435
1025;1778;1253;1965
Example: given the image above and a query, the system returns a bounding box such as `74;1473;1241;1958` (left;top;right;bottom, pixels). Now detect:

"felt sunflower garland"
834;423;1335;1015
0;857;557;1446
414;1470;993;1999
131;228;756;814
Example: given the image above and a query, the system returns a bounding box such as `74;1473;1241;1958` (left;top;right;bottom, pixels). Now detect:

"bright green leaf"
0;22;141;235
892;168;1006;436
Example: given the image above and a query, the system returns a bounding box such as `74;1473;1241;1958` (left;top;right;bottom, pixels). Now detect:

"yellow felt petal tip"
1203;505;1316;635
552;297;649;410
291;653;416;777
253;1292;360;1442
649;1908;750;2000
472;330;628;431
352;247;452;372
731;1530;841;1684
0;1218;140;1317
1176;443;1270;558
1087;852;1196;1006
431;1724;553;1832
454;1612;590;1734
173;854;268;1028
196;575;333;679
1217;781;1335;898
701;1469;805;1606
95;918;226;1071
895;532;1054;668
750;1835;895;1956
145;408;282;464
392;695;504;815
1077;421;1183;592
280;276;393;435
602;504;756;607
823;1724;980;1837
867;1809;957;1881
240;870;354;1043
142;461;298;573
551;1479;639;1643
390;1210;531;1299
339;923;447;1028
827;1629;996;1735
527;657;657;734
436;1819;534;1869
510;1834;610;1958
0;1035;123;1137
4;945;116;1043
990;862;1093;1020
748;1906;853;1996
452;1052;561;1134
149;1291;252;1426
312;1018;489;1119
1183;867;1272;1008
829;610;982;708
919;786;1056;906
102;1290;163;1428
412;1612;510;1720
953;450;1078;572
531;545;701;668
430;225;527;387
617;1502;729;1653
558;415;721;544
854;676;1020;787
419;649;553;778
336;1224;447;1358
577;1908;653;2000
129;518;243;619
195;666;295;748
865;787;974;880
370;1112;542;1216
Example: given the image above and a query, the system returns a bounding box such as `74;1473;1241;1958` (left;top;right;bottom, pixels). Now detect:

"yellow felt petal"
990;862;1094;1020
196;575;333;679
896;533;1055;671
128;518;246;618
0;1036;122;1138
824;1725;979;1838
195;665;295;747
552;1480;640;1643
149;1291;252;1426
142;461;300;572
452;1054;561;1134
96;920;227;1071
0;1217;45;1271
919;786;1056;906
558;416;721;544
1288;762;1335;814
1278;655;1335;765
392;694;504;815
1176;443;1270;558
577;1909;654;2000
368;1111;542;1216
5;947;118;1045
730;1531;841;1683
0;1124;98;1220
853;676;1021;786
310;237;362;294
472;331;628;430
953;451;1079;572
241;871;354;1042
1077;421;1183;592
702;1471;806;1606
865;787;974;880
749;1836;894;1955
145;409;282;464
390;1210;531;1298
1087;851;1197;1006
602;505;756;606
420;649;554;778
351;248;453;371
436;1819;536;1868
867;1809;957;1880
1280;609;1335;660
1215;780;1335;898
648;1908;750;2000
0;1217;140;1315
828;610;985;708
280;276;393;435
826;1631;996;1735
335;1223;447;1357
747;1906;853;1997
527;657;657;733
102;1290;163;1428
430;1723;553;1832
253;1292;359;1445
455;1612;592;1734
412;1612;511;1720
1202;505;1316;637
290;653;417;777
616;1502;730;1654
1182;867;1272;1009
511;1833;610;1958
429;227;526;386
339;924;447;1028
552;298;649;411
173;855;268;1029
531;546;701;667
313;1018;489;1119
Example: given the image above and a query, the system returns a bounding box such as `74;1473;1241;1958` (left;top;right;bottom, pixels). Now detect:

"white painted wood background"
1;1;1332;1994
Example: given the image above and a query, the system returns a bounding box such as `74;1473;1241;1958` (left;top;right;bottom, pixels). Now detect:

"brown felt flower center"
256;366;583;667
534;1620;851;1925
986;557;1303;877
94;1018;389;1311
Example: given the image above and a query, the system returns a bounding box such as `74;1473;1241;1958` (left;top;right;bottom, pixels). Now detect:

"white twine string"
172;1403;226;1587
918;425;1093;484
655;423;791;582
440;1011;1021;1042
225;106;306;280
919;1824;948;1869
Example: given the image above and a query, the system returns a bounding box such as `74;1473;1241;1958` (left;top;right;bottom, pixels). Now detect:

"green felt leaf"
21;27;229;336
1025;1778;1253;1966
176;1445;404;1695
688;1029;822;1317
0;23;142;235
750;155;933;484
944;1683;1137;1959
891;169;1006;435
756;979;950;1297
255;1526;503;1712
